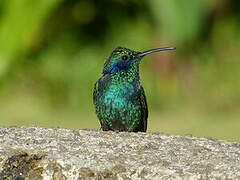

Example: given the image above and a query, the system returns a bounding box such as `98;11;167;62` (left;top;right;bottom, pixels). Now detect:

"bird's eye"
121;55;129;61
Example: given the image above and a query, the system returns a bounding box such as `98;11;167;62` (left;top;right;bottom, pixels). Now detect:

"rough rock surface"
0;127;240;179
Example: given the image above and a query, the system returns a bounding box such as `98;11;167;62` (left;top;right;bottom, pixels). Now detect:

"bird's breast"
98;77;140;108
102;82;136;105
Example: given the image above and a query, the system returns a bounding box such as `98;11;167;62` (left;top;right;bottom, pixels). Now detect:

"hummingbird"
93;46;176;132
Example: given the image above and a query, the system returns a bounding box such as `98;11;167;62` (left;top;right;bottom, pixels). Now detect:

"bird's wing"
93;80;99;105
140;86;148;132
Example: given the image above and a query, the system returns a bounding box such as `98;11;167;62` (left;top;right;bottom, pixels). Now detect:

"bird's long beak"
138;47;176;57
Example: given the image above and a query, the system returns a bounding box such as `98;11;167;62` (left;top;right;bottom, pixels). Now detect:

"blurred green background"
0;0;239;141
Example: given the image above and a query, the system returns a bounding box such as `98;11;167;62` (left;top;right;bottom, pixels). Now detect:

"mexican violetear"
93;46;175;132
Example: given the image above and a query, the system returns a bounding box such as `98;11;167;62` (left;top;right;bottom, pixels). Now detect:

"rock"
0;127;239;179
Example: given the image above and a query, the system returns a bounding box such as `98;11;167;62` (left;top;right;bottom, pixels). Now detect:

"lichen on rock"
0;151;45;179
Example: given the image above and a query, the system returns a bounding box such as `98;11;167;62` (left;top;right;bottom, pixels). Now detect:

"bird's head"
102;46;175;74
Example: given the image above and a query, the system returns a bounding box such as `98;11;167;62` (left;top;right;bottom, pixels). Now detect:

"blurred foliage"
0;0;240;141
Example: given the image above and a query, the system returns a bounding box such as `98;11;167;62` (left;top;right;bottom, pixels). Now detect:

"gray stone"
0;127;239;179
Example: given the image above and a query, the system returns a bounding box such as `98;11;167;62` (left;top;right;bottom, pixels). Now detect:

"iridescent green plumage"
93;46;175;132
